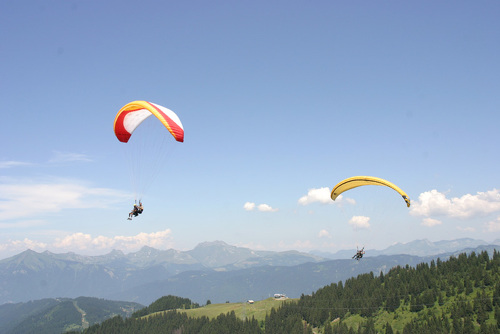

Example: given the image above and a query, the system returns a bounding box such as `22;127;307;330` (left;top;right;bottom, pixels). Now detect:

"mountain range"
311;237;500;259
0;240;324;305
1;238;498;306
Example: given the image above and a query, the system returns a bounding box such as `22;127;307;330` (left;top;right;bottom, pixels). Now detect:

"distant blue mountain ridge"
309;237;500;259
0;238;499;305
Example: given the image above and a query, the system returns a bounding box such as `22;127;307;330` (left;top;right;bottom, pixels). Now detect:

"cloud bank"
0;229;174;258
410;189;500;219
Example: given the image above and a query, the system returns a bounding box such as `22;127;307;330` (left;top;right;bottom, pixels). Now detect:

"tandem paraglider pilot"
352;247;365;261
128;202;144;220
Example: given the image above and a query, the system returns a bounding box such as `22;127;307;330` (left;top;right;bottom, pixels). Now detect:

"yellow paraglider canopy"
331;176;410;207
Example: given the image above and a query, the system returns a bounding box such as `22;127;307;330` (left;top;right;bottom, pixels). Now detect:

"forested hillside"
131;295;200;318
275;249;500;333
79;250;500;333
0;297;142;334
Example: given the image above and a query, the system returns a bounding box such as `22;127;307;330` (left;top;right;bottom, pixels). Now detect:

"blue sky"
1;1;499;259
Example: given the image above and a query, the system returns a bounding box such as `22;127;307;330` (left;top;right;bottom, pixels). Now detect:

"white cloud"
91;235;116;249
114;229;173;250
14;238;48;250
244;202;278;212
0;238;48;254
410;189;500;219
49;151;92;163
318;229;331;238
298;187;356;206
53;232;93;249
243;202;256;211
485;216;500;232
0;161;32;168
421;218;442;227
0;179;129;222
298;187;331;205
349;216;370;229
257;204;278;212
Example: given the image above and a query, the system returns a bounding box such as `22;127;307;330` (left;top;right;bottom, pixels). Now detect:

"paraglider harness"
128;201;144;220
352;247;365;261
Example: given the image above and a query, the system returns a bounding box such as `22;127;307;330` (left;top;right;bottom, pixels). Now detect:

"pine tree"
385;322;394;334
495;306;500;329
363;318;376;334
452;316;463;334
463;315;475;334
493;283;500;307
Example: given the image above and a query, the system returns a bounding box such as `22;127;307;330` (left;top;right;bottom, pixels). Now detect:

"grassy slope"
148;298;295;322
